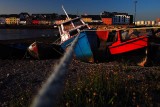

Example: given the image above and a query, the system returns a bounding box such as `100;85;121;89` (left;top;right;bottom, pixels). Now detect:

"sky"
0;0;159;21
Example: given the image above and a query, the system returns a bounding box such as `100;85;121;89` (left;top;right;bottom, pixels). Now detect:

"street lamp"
134;1;138;24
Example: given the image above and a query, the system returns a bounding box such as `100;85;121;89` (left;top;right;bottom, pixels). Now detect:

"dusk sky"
0;0;159;21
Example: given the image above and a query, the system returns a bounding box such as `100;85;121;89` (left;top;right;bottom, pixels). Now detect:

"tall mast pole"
62;5;70;19
134;1;137;24
62;5;75;28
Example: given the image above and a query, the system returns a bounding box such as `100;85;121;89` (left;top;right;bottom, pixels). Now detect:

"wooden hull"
109;36;148;55
28;42;63;59
61;31;99;62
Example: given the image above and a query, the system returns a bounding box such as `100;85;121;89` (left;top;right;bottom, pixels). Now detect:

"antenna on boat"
62;5;70;20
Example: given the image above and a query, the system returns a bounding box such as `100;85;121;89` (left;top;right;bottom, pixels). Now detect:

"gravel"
0;57;160;107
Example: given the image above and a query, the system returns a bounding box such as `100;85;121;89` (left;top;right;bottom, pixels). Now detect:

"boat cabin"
58;17;90;43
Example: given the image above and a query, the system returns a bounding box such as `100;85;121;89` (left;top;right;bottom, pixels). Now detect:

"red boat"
97;29;149;55
109;30;148;55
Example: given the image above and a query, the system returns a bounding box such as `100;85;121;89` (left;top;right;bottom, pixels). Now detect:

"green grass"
57;65;159;107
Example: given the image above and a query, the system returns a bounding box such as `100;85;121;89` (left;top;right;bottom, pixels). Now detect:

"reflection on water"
0;29;59;40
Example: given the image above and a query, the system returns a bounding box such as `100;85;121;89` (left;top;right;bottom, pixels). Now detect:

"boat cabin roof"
60;17;82;26
58;16;89;35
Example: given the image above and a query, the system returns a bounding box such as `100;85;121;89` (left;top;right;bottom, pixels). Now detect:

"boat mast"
62;5;75;28
62;5;70;19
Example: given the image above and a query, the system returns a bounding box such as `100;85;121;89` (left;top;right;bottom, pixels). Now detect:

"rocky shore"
0;59;60;107
0;55;160;107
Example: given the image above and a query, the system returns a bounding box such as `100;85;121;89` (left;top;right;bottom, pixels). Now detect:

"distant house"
112;12;131;25
100;12;113;25
40;13;58;25
101;11;133;25
5;14;20;25
156;18;160;26
101;15;113;25
81;15;102;24
19;12;31;25
136;20;156;26
0;15;7;24
31;13;58;25
81;15;92;23
31;14;40;25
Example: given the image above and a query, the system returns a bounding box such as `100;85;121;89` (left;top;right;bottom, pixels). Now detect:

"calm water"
0;29;59;40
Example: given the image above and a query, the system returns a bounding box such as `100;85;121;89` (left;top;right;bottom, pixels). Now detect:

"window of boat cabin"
120;29;139;41
63;21;74;31
73;18;84;28
69;29;79;37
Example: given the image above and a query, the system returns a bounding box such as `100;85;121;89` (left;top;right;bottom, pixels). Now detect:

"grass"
57;63;160;107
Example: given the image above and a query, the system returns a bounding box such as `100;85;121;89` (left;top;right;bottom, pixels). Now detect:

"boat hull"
61;31;99;62
109;36;148;55
28;42;63;59
96;30;109;41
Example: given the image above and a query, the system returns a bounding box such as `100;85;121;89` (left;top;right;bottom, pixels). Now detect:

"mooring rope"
30;34;79;107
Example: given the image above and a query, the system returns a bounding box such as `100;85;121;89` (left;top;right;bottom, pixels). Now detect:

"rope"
30;34;79;107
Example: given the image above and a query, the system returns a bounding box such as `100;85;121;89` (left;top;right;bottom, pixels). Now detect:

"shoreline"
0;25;58;29
0;24;158;30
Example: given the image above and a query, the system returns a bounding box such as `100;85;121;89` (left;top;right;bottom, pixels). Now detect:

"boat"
58;17;99;62
58;6;100;62
96;29;149;54
28;41;64;59
107;30;148;55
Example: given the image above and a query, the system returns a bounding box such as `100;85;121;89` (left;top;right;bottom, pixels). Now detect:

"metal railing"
30;34;79;107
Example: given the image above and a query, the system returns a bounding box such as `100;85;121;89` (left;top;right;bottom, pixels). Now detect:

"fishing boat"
108;30;148;55
28;41;63;59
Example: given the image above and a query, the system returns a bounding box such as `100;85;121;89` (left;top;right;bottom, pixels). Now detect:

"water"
0;29;59;40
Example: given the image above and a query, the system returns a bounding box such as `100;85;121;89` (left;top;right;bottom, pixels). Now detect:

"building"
100;11;113;25
19;12;31;25
0;15;7;24
100;15;112;25
81;15;92;23
81;15;102;24
156;18;160;26
112;12;131;25
101;11;133;25
135;20;156;26
5;14;20;25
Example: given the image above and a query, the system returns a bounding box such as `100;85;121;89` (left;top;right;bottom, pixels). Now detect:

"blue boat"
61;31;96;62
58;14;99;62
